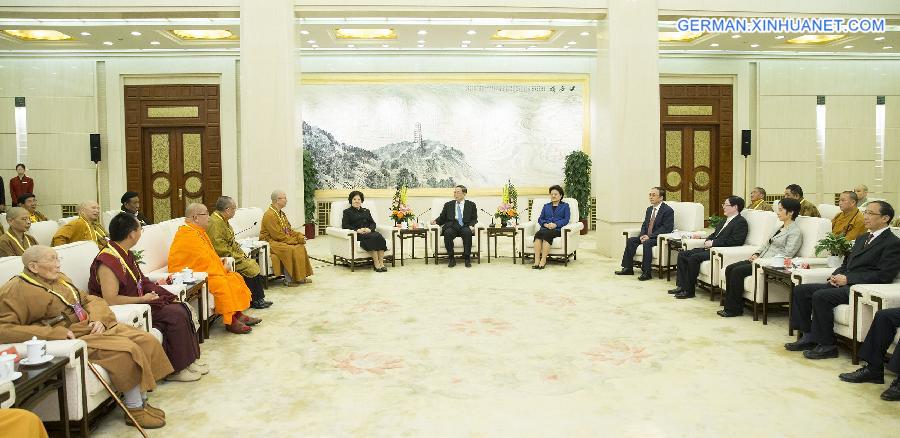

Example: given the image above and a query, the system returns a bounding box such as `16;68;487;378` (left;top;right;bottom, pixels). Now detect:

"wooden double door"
662;124;719;217
124;84;222;223
143;127;206;223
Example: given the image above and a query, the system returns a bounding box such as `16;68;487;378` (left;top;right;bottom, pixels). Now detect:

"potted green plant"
707;215;726;230
563;151;591;235
302;149;317;239
814;232;853;268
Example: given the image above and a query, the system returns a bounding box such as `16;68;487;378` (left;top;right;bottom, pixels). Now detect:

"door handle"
178;188;183;200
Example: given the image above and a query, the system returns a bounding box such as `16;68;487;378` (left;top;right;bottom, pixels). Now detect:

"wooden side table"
13;356;70;438
174;279;210;341
246;243;270;288
761;265;794;327
393;228;428;266
486;226;517;263
663;237;684;281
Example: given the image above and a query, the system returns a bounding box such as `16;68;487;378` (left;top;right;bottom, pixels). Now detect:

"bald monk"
832;191;866;241
0;246;173;429
51;201;108;249
18;193;47;223
0;409;48;438
260;190;313;286
207;196;272;309
0;207;39;257
167;203;260;334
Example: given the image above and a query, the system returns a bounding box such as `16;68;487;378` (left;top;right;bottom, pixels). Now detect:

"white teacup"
0;352;15;380
770;256;785;268
24;336;46;362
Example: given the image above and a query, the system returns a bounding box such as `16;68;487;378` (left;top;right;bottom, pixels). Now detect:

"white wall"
0;58;98;219
756;59;900;206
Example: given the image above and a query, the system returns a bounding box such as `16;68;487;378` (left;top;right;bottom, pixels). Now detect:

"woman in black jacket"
342;191;388;272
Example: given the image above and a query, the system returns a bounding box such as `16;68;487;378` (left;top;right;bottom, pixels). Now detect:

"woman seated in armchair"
342;191;389;272
532;185;571;270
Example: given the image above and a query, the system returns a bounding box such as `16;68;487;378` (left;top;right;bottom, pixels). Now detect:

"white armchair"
56;216;78;227
520;197;583;266
427;199;485;264
28;220;59;246
700;210;779;300
325;200;396;271
817;203;840;221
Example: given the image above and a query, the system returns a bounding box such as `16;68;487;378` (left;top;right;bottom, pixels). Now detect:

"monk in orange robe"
167;203;260;334
51;201;108;249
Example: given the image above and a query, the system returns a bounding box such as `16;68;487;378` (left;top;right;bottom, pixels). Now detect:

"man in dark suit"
616;187;674;281
838;307;900;401
431;185;478;268
787;200;900;359
670;196;749;299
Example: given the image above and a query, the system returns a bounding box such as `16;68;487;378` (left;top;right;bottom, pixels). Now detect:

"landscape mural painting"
300;76;587;190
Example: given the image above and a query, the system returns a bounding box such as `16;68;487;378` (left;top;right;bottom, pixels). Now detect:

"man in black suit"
787;200;900;359
838;307;900;401
616;187;674;281
431;185;478;268
670;196;749;299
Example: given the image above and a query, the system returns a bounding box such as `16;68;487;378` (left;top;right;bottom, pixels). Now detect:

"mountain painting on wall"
300;77;586;190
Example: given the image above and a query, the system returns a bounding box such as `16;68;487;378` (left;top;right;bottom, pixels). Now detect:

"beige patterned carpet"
91;234;900;436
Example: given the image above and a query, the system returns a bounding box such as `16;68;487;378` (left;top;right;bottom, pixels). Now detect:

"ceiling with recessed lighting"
0;14;896;55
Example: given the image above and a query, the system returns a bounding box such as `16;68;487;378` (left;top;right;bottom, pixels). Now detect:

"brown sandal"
226;320;252;334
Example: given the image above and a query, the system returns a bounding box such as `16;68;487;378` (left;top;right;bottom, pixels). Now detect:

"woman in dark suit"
342;191;388;272
533;185;570;269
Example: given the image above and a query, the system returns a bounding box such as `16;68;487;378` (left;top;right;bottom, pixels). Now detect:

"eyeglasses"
863;210;883;216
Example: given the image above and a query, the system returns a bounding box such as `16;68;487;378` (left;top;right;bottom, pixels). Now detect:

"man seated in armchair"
838;307;900;401
616;187;674;281
669;196;749;299
786;201;900;359
0;246;174;429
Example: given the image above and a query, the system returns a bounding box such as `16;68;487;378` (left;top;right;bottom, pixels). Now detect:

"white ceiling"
0;16;896;56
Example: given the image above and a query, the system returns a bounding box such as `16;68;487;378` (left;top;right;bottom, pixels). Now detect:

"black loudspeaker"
90;134;101;163
740;130;751;157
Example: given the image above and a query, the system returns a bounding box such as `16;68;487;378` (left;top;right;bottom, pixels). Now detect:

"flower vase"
501;218;509;228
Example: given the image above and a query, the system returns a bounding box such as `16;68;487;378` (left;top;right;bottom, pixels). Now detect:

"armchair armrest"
622;228;640;239
714;246;760;268
44;340;88;370
857;284;900;310
110;304;152;331
791;267;833;285
682;238;707;250
0;381;14;408
563;221;584;232
325;227;355;239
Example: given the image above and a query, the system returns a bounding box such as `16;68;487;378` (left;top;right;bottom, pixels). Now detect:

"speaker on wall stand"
741;130;751;200
90;133;102;210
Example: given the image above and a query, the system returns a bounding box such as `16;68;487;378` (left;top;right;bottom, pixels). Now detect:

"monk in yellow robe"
260;190;313;285
207;196;272;309
51;201;108;249
748;187;773;211
832;190;866;241
18;193;48;223
0;207;39;257
167;203;259;334
783;184;820;218
0;246;173;429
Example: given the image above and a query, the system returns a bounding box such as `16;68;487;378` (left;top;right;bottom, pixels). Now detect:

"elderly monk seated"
207;196;272;309
0;246;174;429
17;193;47;223
168;203;260;334
832;190;866;241
0;207;38;257
260;190;313;286
52;201;108;249
89;212;206;382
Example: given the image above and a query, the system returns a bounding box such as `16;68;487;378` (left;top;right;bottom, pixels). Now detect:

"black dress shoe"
464;258;472;268
250;299;269;310
637;274;652;281
803;345;839;360
717;310;742;317
667;287;683;294
674;291;695;299
881;378;900;401
615;269;634;276
839;366;885;384
448;258;456;268
784;339;816;351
